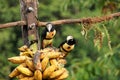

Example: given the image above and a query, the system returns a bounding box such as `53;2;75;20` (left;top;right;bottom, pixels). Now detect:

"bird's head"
66;36;76;45
45;23;56;38
46;23;54;32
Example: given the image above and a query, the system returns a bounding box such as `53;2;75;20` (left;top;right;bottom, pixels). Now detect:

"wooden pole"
20;0;40;51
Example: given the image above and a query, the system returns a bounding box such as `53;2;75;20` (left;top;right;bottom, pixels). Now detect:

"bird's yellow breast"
62;43;75;52
43;39;53;46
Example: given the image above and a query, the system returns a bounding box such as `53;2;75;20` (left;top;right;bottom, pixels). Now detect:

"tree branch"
0;21;26;29
38;12;120;26
0;12;120;29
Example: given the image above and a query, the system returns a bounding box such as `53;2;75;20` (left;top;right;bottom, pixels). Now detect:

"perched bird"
58;36;76;57
41;23;56;49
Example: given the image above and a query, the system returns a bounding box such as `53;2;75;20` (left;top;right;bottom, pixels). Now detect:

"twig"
0;21;26;29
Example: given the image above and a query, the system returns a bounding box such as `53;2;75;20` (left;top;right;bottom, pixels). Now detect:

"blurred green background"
0;0;120;80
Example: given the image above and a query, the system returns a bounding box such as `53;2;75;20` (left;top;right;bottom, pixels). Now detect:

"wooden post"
20;0;40;51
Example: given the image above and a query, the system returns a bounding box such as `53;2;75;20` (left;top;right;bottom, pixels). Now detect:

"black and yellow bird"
41;23;56;49
58;36;76;57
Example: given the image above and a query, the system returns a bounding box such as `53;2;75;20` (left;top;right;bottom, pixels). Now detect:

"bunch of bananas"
8;45;68;80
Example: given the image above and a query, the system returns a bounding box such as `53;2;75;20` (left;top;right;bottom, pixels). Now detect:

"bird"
41;23;56;49
58;35;76;57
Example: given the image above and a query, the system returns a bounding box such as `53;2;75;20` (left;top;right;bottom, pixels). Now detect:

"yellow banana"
19;77;34;80
17;65;33;76
8;56;27;64
58;59;67;65
9;46;70;80
27;49;34;57
28;77;35;80
43;65;57;79
50;59;58;66
48;52;61;59
26;59;35;71
34;70;42;80
55;69;69;80
20;50;34;57
41;56;49;71
16;74;26;79
20;52;30;56
50;68;66;79
20;63;27;67
9;68;20;78
18;45;28;52
40;48;60;59
39;52;47;59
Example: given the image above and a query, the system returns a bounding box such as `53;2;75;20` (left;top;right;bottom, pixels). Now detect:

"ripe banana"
41;56;49;71
20;52;30;56
16;73;26;79
55;69;69;80
48;52;61;59
58;59;67;65
50;59;58;66
20;50;34;57
34;70;42;80
9;68;20;78
43;65;57;79
9;46;69;80
8;56;27;64
19;77;34;80
17;65;33;76
18;45;28;52
26;59;35;71
50;68;66;79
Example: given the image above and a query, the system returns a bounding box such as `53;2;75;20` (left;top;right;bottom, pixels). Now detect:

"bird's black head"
46;23;55;32
66;36;76;45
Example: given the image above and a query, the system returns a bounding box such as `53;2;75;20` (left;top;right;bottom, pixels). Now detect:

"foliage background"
0;0;120;80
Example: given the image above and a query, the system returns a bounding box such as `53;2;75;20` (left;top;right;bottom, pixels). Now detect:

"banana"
50;68;66;79
28;77;35;80
43;65;57;79
40;52;61;59
20;50;34;57
27;49;34;57
20;52;30;56
17;65;33;76
19;77;29;80
9;68;20;78
18;45;28;52
26;59;35;71
8;56;27;64
41;56;49;71
20;63;27;67
40;52;47;59
55;69;69;80
19;77;34;80
50;59;58;66
16;74;26;79
48;52;61;59
9;46;69;80
34;70;42;80
58;59;67;65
